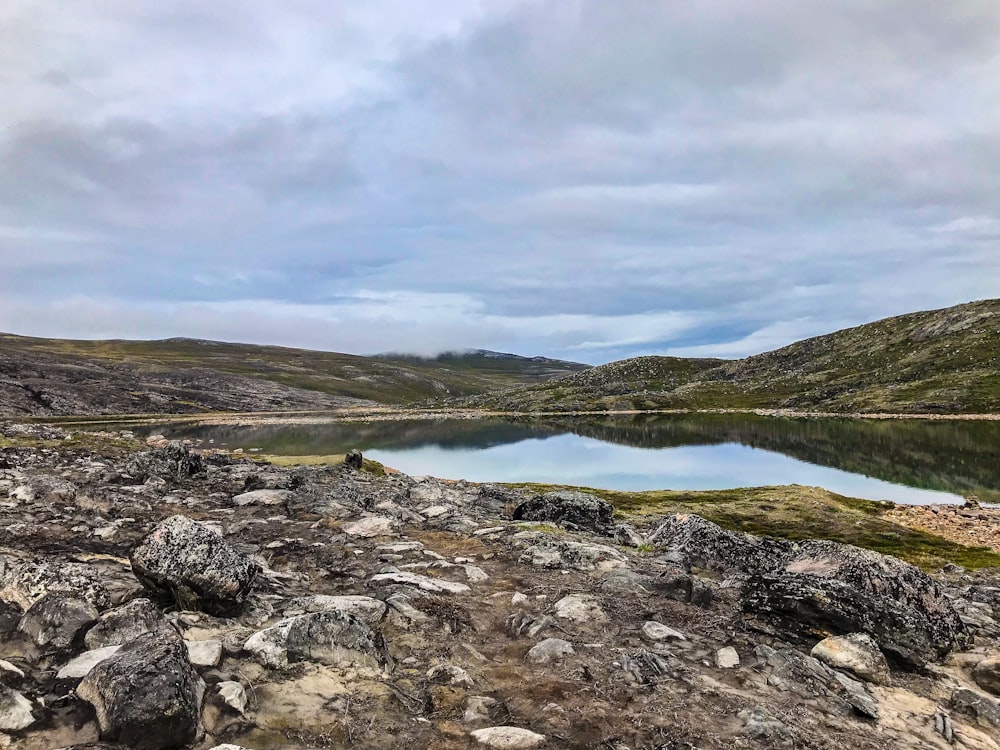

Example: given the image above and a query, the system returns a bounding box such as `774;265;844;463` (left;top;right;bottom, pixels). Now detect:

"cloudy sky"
2;1;999;363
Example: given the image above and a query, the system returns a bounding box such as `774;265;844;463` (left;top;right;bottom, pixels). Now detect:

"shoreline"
14;406;1000;428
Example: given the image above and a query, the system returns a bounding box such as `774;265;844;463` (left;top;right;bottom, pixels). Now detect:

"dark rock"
17;593;98;651
85;598;174;650
344;449;363;470
243;610;390;669
511;490;614;535
973;655;1000;696
76;629;205;750
743;540;968;668
647;513;790;575
123;442;204;483
130;515;260;616
952;687;1000;729
0;599;22;636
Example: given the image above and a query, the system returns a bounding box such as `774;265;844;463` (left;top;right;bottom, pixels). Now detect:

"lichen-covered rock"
8;474;77;503
526;638;575;665
123;442;204;483
84;598;174;649
0;557;109;609
647;513;790;575
76;630;205;750
243;610;390;670
515;535;627;572
512;490;614;534
743;540;968;668
129;515;260;615
282;594;387;623
811;633;891;685
17;593;98;651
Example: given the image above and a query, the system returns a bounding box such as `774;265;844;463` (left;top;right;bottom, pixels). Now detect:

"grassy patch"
504;481;1000;570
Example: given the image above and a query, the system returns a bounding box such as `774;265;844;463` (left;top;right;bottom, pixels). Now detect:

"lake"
129;413;1000;505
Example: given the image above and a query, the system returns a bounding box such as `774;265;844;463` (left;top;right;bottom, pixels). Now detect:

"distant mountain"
465;299;1000;414
0;335;588;417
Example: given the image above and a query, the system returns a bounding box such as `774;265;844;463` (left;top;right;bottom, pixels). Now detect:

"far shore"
17;406;1000;428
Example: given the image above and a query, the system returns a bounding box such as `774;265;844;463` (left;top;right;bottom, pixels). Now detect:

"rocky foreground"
2;426;1000;749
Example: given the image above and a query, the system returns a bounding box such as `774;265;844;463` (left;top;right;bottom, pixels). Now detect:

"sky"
2;1;999;364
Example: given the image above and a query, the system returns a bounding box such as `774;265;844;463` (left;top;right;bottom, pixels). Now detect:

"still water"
136;414;1000;505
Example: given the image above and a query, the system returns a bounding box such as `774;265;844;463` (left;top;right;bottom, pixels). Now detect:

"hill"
0;335;587;417
465;298;1000;414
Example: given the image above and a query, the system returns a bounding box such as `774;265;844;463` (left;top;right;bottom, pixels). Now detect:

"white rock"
377;541;425;553
715;646;740;669
471;726;547;749
216;681;248;715
207;745;253;750
370;572;471;594
427;664;475;687
420;504;453;519
56;646;122;680
465;695;498;723
342;516;399;538
232;489;293;506
464;565;490;583
474;526;506;536
811;633;891;685
186;639;223;667
553;594;607;623
511;592;529;605
526;638;575;665
641;621;687;642
0;686;34;732
0;661;24;681
283;595;387;623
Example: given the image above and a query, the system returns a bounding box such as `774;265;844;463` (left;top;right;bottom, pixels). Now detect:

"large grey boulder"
0;556;109;610
647;513;790;575
811;633;891;685
130;515;260;615
76;629;205;750
123;442;205;483
85;598;174;650
244;610;390;670
512;490;614;535
18;593;98;651
743;540;968;669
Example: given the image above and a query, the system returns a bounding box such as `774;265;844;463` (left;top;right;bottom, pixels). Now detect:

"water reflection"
136;414;1000;504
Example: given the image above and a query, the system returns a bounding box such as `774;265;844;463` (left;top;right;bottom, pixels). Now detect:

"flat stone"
641;621;687;642
186;639;223;667
526;638;575;665
282;595;387;623
216;681;248;715
715;646;740;669
342;516;399;538
370;572;471;595
420;505;454;519
811;633;891;685
471;726;547;749
554;594;607;624
56;646;123;680
232;489;293;507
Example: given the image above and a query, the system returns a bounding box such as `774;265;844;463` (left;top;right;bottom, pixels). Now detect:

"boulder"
811;633;891;685
0;557;109;610
344;449;364;470
471;726;547;749
76;630;205;750
342;516;399;538
84;598;173;649
526;638;575;665
8;474;77;503
0;600;22;637
185;639;223;667
743;540;968;668
512;490;614;535
553;594;607;624
516;536;627;572
0;685;35;732
369;571;471;594
974;655;1000;696
647;514;789;575
231;489;293;507
715;647;740;669
123;442;204;483
129;515;260;615
952;687;1000;729
243;610;389;670
17;593;98;651
282;595;387;623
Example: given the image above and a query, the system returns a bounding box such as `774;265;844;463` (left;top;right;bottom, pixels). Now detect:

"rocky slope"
2;427;1000;748
467;299;1000;414
0;336;587;417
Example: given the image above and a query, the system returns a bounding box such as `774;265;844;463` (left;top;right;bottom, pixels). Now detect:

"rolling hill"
465;298;1000;414
0;336;586;417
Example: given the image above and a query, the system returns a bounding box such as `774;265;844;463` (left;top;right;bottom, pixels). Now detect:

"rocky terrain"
0;336;587;417
466;298;1000;414
1;425;1000;749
